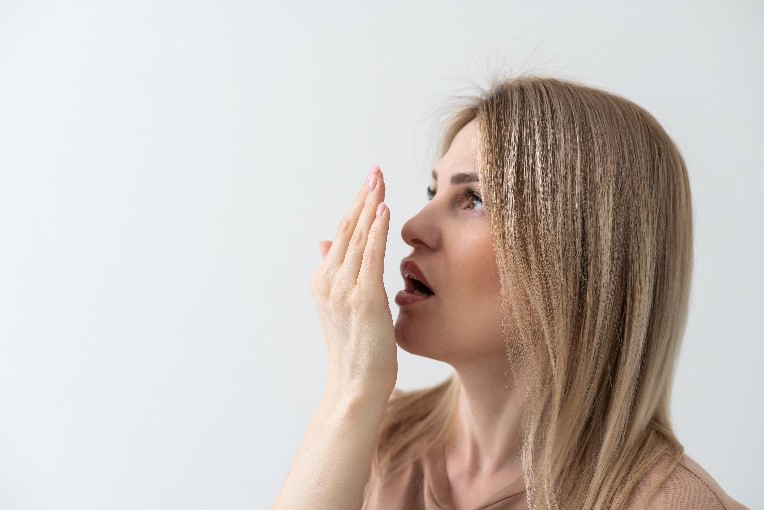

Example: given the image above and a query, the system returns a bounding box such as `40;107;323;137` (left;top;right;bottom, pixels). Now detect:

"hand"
310;166;397;403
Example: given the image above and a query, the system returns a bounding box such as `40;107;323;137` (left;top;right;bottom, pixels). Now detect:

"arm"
272;166;397;509
271;390;388;510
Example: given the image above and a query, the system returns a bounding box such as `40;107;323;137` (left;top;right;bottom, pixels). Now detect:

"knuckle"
356;273;378;294
363;235;377;254
347;290;365;309
329;281;351;302
311;271;331;297
338;217;354;236
352;281;369;299
350;228;366;247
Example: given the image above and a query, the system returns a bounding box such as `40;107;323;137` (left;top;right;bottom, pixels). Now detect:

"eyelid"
426;186;483;209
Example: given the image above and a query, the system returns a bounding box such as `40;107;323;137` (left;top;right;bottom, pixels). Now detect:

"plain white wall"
0;1;761;508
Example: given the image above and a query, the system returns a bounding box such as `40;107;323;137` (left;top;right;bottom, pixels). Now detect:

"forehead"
433;120;478;182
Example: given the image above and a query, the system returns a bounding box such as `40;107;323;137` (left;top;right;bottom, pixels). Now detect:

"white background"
1;1;762;508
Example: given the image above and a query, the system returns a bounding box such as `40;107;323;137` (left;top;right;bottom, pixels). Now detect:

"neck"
448;355;525;478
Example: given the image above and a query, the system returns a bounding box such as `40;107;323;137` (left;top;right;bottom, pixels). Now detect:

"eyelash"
426;186;484;210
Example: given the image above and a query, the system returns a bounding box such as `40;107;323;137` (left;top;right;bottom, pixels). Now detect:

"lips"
395;259;435;307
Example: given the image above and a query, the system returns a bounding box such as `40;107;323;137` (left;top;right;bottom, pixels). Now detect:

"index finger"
322;166;379;269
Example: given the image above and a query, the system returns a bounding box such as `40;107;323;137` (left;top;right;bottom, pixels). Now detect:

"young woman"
272;77;746;509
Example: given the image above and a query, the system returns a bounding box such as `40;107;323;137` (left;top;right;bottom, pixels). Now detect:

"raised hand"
273;166;397;510
311;165;397;403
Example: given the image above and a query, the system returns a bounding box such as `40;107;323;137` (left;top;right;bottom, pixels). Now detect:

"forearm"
274;167;395;508
272;390;387;510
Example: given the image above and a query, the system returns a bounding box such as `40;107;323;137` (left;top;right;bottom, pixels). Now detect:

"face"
394;119;504;366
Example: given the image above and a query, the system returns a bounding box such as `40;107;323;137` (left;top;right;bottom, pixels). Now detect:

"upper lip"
400;259;435;295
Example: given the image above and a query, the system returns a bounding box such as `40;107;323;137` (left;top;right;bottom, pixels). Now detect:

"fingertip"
366;165;380;189
375;202;387;219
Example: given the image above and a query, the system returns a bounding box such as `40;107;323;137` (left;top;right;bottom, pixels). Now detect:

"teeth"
408;276;432;295
403;268;433;295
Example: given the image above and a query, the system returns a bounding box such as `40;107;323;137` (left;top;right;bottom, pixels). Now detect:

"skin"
273;166;395;510
273;120;524;509
396;119;505;365
398;120;524;508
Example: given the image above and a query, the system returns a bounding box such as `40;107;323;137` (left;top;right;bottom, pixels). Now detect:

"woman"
272;77;746;509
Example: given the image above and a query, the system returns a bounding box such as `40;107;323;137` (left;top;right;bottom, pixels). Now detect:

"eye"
426;186;484;211
460;188;484;211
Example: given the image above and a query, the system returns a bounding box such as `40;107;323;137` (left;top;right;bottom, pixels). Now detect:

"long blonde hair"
371;76;692;509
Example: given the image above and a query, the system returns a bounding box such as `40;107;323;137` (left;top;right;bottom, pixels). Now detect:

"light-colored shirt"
363;448;747;510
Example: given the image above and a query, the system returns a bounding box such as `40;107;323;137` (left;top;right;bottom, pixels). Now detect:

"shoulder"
631;453;748;510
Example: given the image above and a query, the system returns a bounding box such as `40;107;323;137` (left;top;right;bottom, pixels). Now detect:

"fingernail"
376;202;386;218
366;165;379;190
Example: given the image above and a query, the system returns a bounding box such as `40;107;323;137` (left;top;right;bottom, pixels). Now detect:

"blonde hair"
371;76;692;509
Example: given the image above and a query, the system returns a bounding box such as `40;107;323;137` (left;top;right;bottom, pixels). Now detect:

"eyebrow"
431;169;479;185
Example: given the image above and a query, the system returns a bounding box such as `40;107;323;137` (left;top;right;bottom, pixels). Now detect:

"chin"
394;316;450;362
393;317;416;353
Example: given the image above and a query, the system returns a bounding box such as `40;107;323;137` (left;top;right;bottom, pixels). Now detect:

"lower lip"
395;290;434;306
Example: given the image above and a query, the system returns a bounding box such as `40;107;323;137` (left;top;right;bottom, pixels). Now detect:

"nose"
401;204;441;251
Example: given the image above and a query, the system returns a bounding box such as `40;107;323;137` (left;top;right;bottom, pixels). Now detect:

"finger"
319;240;332;258
337;169;386;283
357;201;390;290
323;166;379;269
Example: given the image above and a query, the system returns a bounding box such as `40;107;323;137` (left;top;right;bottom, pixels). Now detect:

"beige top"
363;448;747;510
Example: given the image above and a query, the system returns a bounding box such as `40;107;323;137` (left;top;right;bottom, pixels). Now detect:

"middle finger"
323;166;380;270
336;168;385;284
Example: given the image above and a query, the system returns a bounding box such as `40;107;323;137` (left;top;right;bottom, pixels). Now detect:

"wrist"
322;381;392;416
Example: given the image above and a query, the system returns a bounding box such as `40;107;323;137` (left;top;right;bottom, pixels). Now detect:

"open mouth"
396;259;435;306
404;275;434;296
